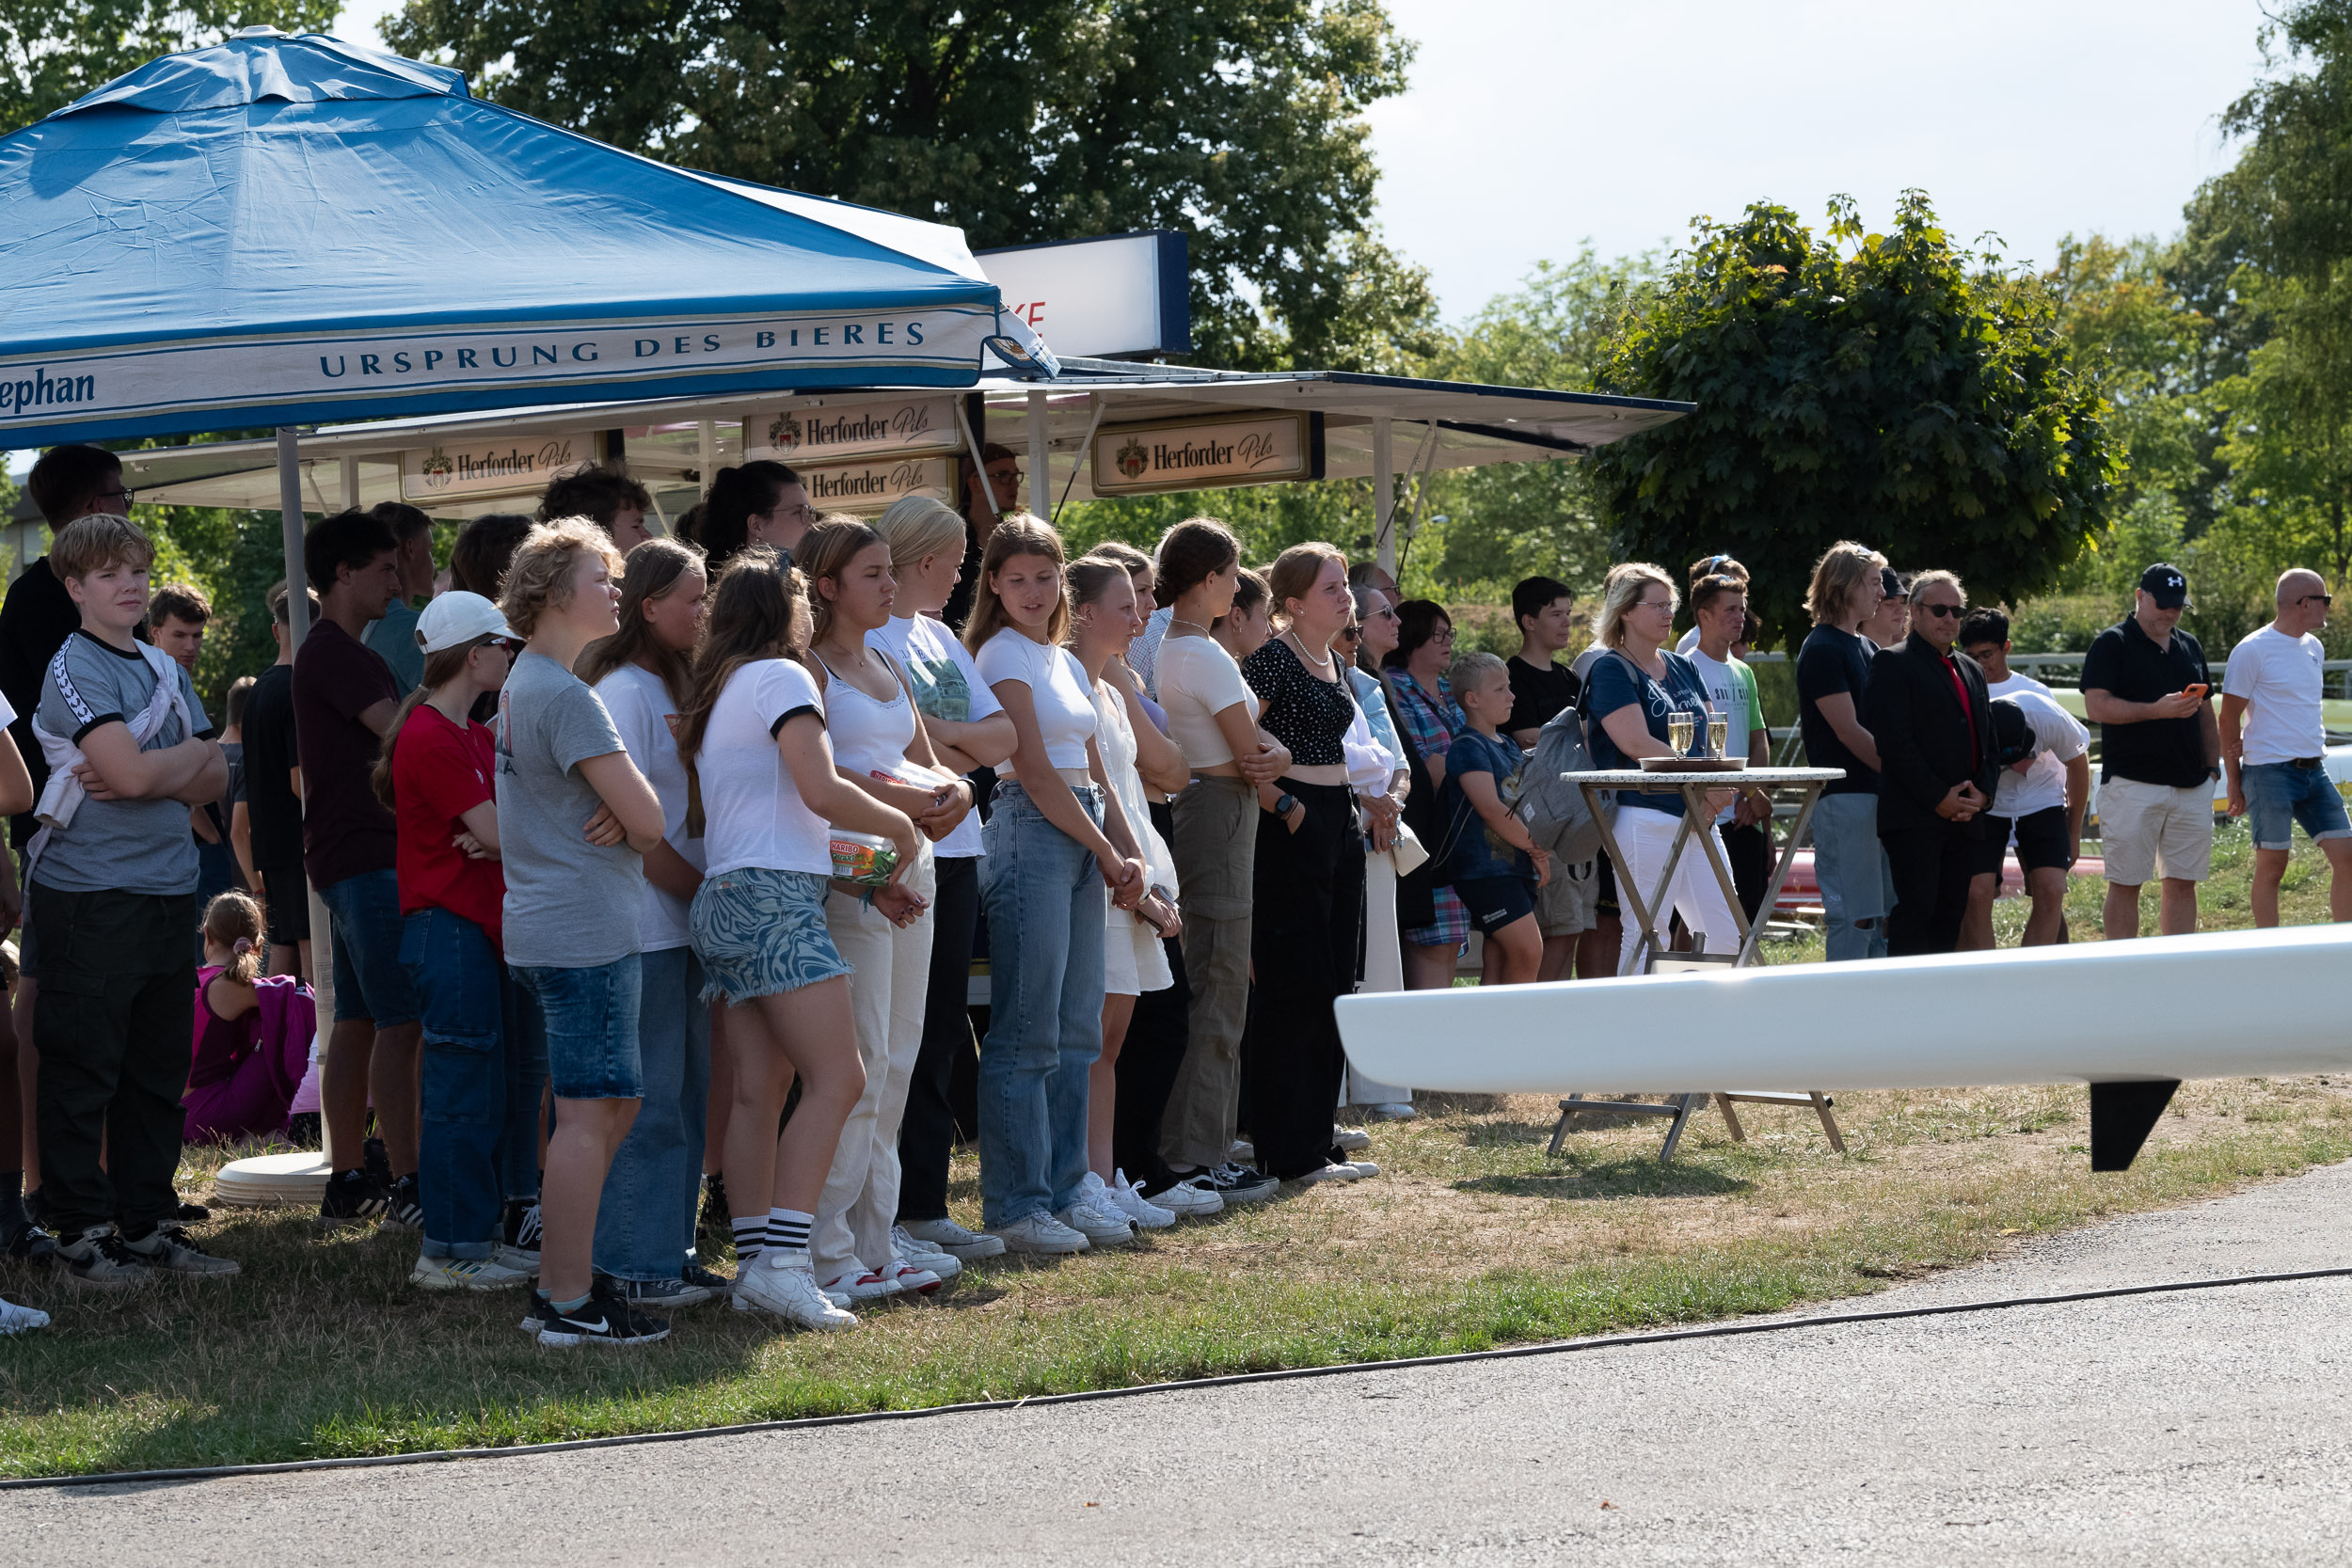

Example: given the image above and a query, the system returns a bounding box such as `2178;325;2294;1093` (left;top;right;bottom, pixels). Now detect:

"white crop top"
696;657;832;879
975;628;1097;768
1155;634;1260;768
811;650;916;781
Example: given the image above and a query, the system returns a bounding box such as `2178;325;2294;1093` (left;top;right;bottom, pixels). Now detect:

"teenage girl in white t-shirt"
676;546;919;1331
963;515;1148;1256
798;518;972;1307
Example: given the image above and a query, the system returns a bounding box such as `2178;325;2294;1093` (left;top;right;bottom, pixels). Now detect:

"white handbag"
1387;817;1431;878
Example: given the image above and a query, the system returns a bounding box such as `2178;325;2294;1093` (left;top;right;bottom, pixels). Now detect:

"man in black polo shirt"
2080;562;2218;940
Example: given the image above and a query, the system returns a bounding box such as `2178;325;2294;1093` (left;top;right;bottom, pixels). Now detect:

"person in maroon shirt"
294;509;423;1227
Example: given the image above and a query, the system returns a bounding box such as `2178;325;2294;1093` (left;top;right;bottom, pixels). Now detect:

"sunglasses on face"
2298;594;2334;607
1916;602;1963;619
1337;626;1363;641
1369;605;1399;620
486;636;519;651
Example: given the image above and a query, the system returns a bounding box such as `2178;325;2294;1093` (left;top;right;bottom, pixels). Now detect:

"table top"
1566;767;1847;787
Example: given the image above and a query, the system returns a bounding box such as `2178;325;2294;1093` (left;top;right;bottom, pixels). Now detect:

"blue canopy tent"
0;26;1051;630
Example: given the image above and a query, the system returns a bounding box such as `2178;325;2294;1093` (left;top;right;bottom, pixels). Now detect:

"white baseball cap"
415;591;519;654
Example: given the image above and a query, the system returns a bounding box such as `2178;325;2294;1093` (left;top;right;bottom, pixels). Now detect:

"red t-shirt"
391;704;506;949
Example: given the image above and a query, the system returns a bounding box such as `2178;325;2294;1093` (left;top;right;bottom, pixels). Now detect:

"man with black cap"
2080;563;2218;940
1864;569;1996;956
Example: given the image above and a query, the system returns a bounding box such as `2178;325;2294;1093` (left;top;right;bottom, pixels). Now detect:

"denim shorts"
689;865;851;1006
319;868;420;1027
511;955;644;1101
2243;761;2352;851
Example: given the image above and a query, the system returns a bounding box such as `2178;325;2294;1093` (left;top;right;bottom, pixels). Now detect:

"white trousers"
1343;849;1413;1107
813;846;936;1282
1613;805;1741;975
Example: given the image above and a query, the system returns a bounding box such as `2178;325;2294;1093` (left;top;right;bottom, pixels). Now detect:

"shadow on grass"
1454;1160;1753;1201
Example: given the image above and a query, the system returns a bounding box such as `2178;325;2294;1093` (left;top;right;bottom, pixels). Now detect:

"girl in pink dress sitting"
183;892;317;1145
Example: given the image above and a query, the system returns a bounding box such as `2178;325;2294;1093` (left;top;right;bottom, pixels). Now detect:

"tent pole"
278;426;337;1137
697;419;717;497
339;453;359;513
1027;390;1050;519
955;398;998;526
1372;417;1395;577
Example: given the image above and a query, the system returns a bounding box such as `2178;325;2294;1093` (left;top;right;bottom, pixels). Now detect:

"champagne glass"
1668;711;1694;757
1708;712;1730;761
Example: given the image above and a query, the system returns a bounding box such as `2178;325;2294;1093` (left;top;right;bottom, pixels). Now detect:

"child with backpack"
1435;652;1549;986
183;891;317;1144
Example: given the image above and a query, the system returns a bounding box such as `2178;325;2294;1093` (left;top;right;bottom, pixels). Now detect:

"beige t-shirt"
1156;634;1260;768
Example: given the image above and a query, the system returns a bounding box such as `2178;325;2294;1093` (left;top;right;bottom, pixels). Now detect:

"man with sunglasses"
1864;569;1996;956
2221;568;2350;926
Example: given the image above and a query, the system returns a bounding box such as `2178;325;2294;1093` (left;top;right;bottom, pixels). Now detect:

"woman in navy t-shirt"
1582;562;1740;975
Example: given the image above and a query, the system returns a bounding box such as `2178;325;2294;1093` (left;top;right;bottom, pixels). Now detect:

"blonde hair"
1445;649;1507;696
52;514;154;581
1264;542;1347;626
1805;541;1886;627
1593;562;1677;649
961;513;1068;654
499;517;620;640
202;891;265;986
871;494;967;570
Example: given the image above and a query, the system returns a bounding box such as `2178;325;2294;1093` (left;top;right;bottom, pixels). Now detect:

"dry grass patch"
5;1072;2350;1479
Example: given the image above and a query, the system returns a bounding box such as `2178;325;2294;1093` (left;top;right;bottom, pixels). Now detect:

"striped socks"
765;1207;813;1255
731;1214;765;1261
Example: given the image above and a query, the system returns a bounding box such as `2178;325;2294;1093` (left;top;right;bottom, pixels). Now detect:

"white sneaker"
1097;1170;1176;1229
1227;1138;1256;1164
990;1212;1089;1255
818;1264;904;1307
1142;1175;1223;1218
1057;1196;1137;1248
890;1225;962;1279
902;1215;1008;1261
410;1253;534;1291
1343;1159;1381;1179
1288;1162;1361;1187
1333;1126;1372;1151
0;1294;48;1334
1368;1101;1417;1122
733;1247;858;1330
878;1257;944;1296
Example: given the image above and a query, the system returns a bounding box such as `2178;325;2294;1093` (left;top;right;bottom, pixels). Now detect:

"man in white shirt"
2221;569;2349;926
1959;612;2090;948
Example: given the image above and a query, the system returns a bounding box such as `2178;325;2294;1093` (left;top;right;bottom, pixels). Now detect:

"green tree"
1584;193;2122;652
0;0;336;133
384;0;1435;372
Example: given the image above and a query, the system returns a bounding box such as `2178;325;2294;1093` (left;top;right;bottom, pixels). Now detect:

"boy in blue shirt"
1438;652;1549;985
31;515;235;1288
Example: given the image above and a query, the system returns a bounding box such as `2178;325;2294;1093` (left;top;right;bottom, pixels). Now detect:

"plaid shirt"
1383;669;1470;948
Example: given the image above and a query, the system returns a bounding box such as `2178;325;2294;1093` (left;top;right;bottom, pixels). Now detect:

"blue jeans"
1812;792;1893;962
319;868;421;1026
402;908;508;1259
2242;761;2351;851
595;944;709;1282
512;955;644;1101
977;781;1106;1227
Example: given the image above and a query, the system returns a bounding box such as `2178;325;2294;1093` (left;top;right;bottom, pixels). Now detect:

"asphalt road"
10;1161;2352;1566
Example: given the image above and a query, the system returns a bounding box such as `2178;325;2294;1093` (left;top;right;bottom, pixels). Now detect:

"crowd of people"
0;439;2340;1342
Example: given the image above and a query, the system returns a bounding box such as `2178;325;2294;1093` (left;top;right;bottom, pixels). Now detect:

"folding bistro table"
1547;765;1849;1163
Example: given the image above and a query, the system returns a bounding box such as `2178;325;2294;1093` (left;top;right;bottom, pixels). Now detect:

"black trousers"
1239;781;1362;1180
895;852;980;1223
1882;821;1980;958
1114;802;1190;1192
31;882;196;1240
1723;820;1772;922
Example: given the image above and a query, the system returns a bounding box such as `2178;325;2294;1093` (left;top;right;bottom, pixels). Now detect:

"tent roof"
0;30;1014;446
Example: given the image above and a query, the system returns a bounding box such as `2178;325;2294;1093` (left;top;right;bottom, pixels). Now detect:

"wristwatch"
1274;791;1297;817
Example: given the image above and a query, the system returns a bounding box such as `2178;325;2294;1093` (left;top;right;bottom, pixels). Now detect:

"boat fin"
2089;1079;2180;1171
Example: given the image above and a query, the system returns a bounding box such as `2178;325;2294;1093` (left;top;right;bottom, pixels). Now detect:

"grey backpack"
1518;678;1612;866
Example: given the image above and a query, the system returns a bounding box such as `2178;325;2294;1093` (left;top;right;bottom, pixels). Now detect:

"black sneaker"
1189;1164;1280;1206
174;1196;212;1224
535;1281;670;1347
681;1259;735;1296
696;1172;730;1251
3;1215;57;1264
383;1174;423;1231
496;1197;542;1273
317;1168;388;1229
607;1275;713;1309
57;1226;152;1290
121;1226;240;1277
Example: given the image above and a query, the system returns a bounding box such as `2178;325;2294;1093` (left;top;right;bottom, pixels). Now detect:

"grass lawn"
2;817;2344;1481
